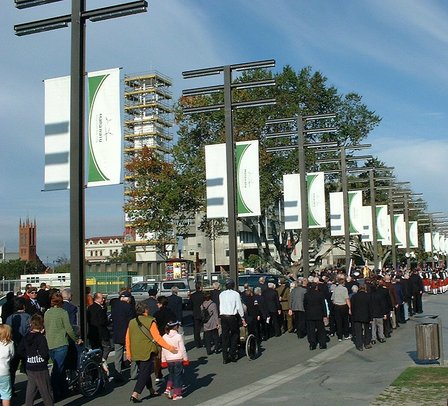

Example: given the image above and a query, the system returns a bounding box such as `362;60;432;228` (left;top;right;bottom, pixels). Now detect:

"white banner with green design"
424;233;431;252
439;235;445;254
394;214;406;248
236;140;260;217
433;232;440;251
348;190;363;235
361;206;373;242
87;68;121;187
409;221;418;248
283;172;325;230
329;192;344;236
205;141;260;218
376;205;390;244
44;75;70;191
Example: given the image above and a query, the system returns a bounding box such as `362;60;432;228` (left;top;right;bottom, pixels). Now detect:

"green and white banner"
433;232;440;251
409;221;418;248
205;140;260;219
439;235;446;254
283;172;326;230
361;206;373;242
348;190;363;235
376;205;390;244
329;192;344;236
44;75;70;191
424;232;432;253
87;68;121;187
394;214;406;248
236;140;260;217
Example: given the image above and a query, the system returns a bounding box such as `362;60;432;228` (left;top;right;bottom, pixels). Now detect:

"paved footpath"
14;293;448;406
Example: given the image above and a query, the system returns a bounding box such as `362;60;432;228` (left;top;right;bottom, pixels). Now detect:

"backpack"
201;303;212;324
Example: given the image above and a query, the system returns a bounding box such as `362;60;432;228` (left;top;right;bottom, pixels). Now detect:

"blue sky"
1;0;447;263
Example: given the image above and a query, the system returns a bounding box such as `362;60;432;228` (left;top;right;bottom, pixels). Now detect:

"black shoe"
309;344;317;350
356;346;363;351
378;338;386;343
364;344;372;349
130;396;142;403
319;345;327;349
371;340;376;345
223;359;230;364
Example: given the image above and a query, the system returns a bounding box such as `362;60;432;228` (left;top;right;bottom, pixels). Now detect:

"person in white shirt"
219;279;246;364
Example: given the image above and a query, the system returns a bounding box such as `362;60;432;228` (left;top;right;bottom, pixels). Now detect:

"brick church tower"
19;218;37;262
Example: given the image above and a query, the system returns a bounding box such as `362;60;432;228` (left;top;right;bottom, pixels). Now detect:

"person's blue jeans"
167;361;183;396
49;345;68;400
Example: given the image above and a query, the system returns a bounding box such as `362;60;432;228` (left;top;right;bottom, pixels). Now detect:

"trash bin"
415;322;440;360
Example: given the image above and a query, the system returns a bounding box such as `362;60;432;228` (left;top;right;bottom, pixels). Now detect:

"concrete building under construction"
123;71;174;261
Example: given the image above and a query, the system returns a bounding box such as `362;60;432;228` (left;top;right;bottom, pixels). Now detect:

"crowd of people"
0;265;445;404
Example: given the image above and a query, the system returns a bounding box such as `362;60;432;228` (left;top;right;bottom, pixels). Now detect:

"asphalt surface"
14;293;448;406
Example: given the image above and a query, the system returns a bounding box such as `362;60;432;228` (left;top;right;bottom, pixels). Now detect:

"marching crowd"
0;265;445;405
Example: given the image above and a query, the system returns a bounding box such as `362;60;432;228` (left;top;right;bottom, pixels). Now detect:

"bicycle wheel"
245;334;258;360
79;360;103;397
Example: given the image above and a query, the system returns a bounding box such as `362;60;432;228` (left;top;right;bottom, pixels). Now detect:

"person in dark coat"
110;290;137;381
351;285;372;351
25;288;43;316
189;284;205;348
254;287;268;341
1;292;15;324
210;282;221;315
141;289;158;316
369;282;387;344
303;283;328;350
36;283;50;312
61;288;78;328
262;282;282;338
87;292;111;361
409;269;424;313
167;287;183;323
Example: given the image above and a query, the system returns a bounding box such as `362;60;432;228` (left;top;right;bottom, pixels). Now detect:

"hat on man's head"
120;291;132;298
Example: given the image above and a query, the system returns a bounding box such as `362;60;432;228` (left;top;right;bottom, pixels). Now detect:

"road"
14;293;448;405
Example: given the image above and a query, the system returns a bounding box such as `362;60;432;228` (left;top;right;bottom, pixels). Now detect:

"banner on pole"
361;206;373;242
409;221;418;248
394;214;406;248
236;140;261;217
433;232;440;251
348;190;363;235
44;76;70;191
87;68;122;187
424;232;432;253
307;172;326;229
283;174;300;230
205;141;260;219
376;205;389;244
330;192;344;236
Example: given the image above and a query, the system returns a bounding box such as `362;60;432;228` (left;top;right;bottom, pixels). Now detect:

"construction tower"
123;71;174;260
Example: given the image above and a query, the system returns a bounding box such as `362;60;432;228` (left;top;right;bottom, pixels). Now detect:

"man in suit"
25;287;43;316
351;284;372;351
189;283;205;347
262;282;282;338
87;292;111;361
304;282;328;350
111;290;137;381
61;288;78;328
167;286;183;323
37;282;50;312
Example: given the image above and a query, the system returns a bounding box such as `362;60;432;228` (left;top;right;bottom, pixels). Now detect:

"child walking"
0;324;15;406
161;321;189;401
19;314;54;406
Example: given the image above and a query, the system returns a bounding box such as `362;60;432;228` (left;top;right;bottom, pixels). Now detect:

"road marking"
196;340;353;406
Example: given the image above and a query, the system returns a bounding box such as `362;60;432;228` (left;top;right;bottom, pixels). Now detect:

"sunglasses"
29;291;37;294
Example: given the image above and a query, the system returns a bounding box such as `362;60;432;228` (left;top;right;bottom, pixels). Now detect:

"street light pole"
369;169;379;271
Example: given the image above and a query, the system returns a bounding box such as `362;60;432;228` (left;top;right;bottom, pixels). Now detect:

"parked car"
107;278;195;307
237;273;286;292
0;294;7;320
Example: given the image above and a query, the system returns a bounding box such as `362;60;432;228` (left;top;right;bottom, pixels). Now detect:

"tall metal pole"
340;147;351;271
297;116;309;277
223;66;238;284
430;219;434;270
403;192;411;269
369;169;379;270
70;0;86;340
389;189;397;270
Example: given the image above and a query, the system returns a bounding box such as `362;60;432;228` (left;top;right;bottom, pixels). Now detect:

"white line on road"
196;340;353;406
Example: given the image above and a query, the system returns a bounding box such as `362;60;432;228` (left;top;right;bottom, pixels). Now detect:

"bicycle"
65;346;108;397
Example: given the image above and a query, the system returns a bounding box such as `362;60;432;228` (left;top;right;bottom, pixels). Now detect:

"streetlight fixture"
14;0;148;340
182;60;276;284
